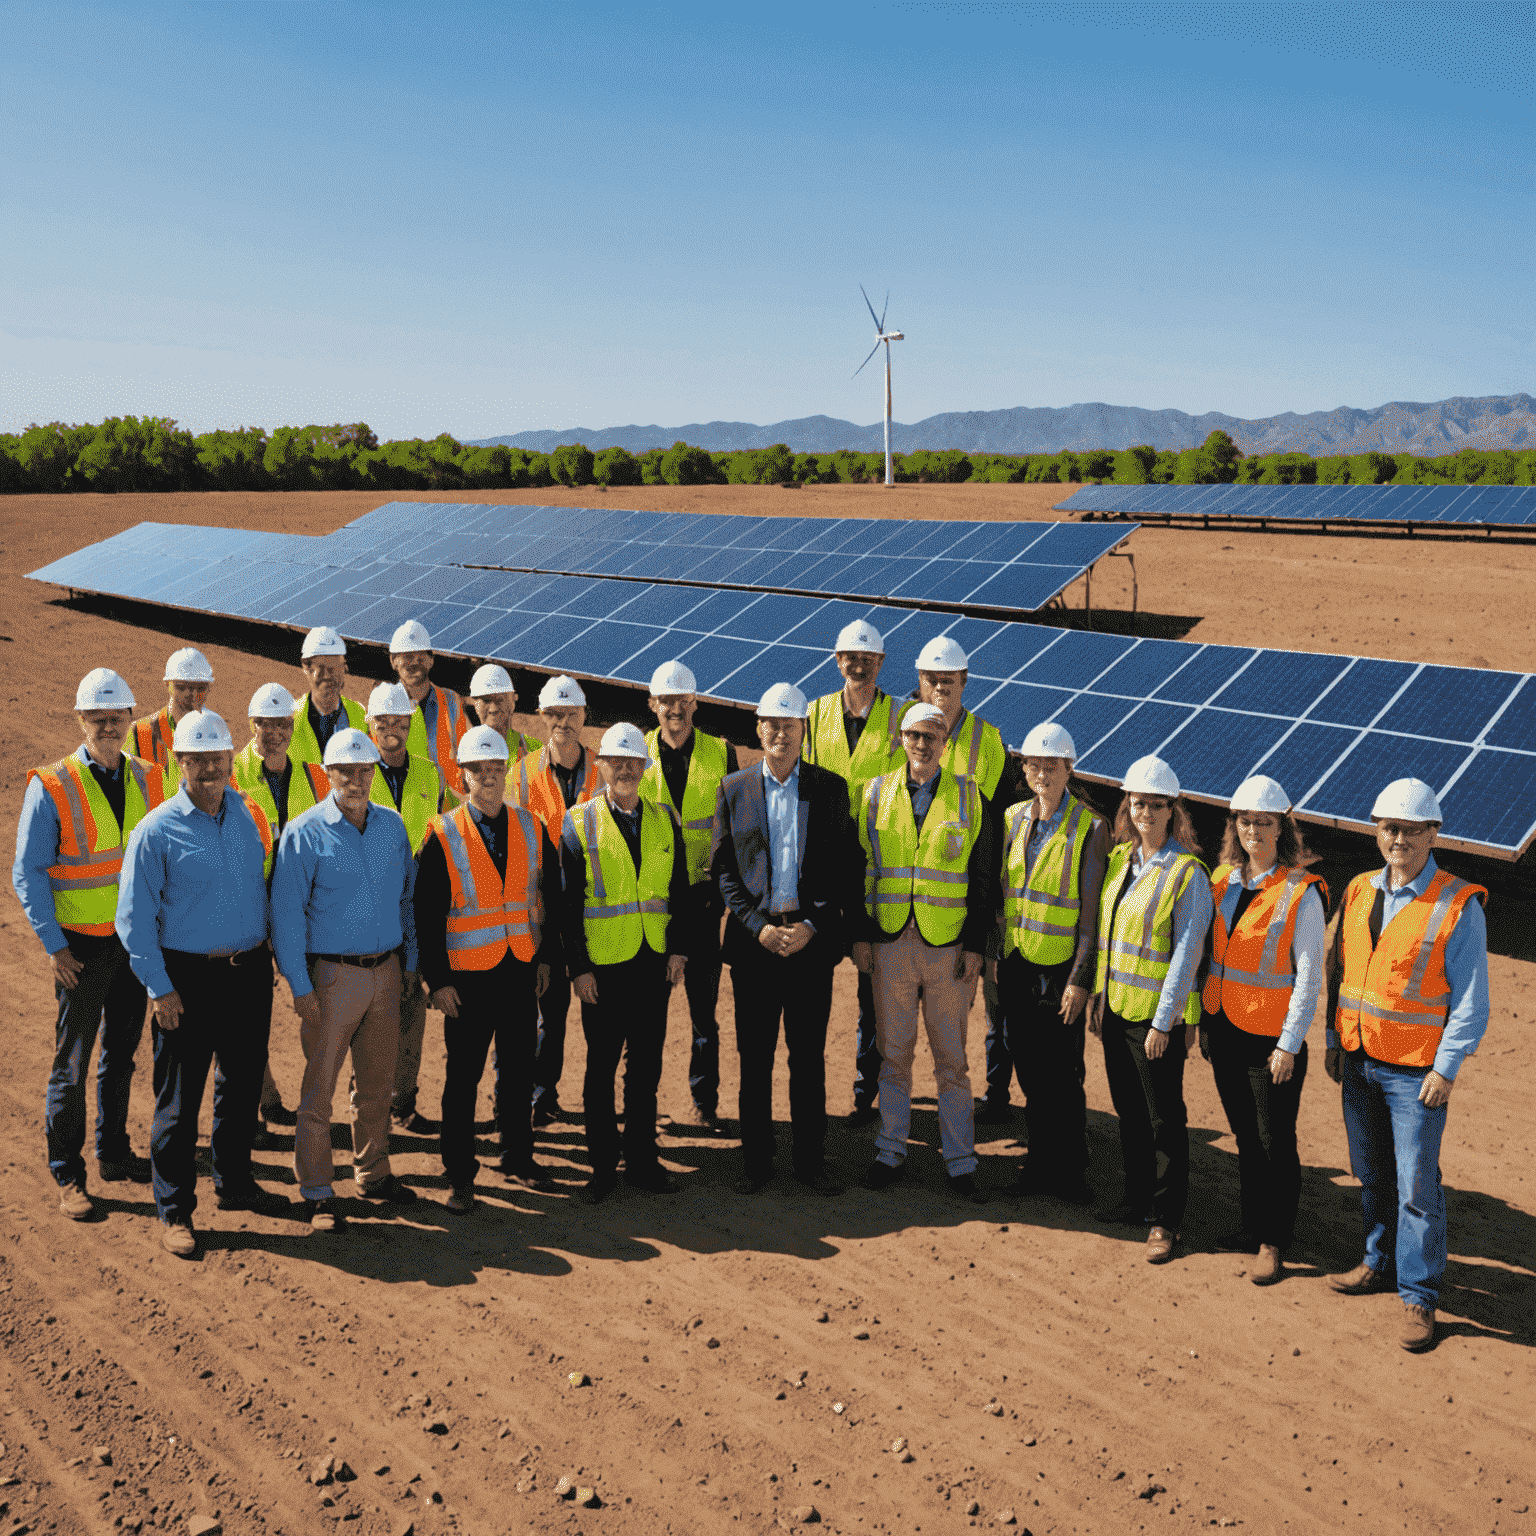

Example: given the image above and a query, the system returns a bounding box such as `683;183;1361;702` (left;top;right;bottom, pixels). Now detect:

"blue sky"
2;0;1530;440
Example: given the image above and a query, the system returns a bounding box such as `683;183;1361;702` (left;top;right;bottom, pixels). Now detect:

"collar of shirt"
842;687;877;721
1129;837;1189;878
312;697;346;729
609;796;642;825
945;709;968;744
418;687;438;737
77;743;123;780
1231;861;1277;889
658;731;694;759
761;759;800;790
1370;855;1437;899
172;786;229;824
320;792;368;832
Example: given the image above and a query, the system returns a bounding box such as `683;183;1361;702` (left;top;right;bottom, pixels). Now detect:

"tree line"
3;418;1533;493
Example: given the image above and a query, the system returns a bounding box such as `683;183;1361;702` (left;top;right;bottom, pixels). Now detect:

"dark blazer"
710;760;860;968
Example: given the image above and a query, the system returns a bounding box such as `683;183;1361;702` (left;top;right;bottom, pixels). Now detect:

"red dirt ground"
1;485;1531;1536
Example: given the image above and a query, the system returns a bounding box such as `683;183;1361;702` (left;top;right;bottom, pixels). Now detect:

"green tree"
459;445;513;489
13;422;95;491
661;440;716;485
594;446;642;487
1315;456;1350;485
1201;429;1244;483
792;452;820;483
639;448;667;485
549;442;596;486
75;416;198;492
195;427;269;491
526;452;555;488
1080;449;1116;481
0;433;23;494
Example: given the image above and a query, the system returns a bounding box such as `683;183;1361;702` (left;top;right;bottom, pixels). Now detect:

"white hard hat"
1230;774;1291;814
539;675;587;708
172;709;235;754
1371;777;1442;824
389;619;433;655
835;620;885;655
649;660;697;696
916;635;969;672
457;724;510;764
598;722;651;762
322;727;381;767
366;681;414;719
1123;754;1181;798
470;663;515;697
248;683;297;719
75;668;136;711
301;625;347;659
164;647;214;683
901;703;949;734
1019;721;1076;760
757;682;809;719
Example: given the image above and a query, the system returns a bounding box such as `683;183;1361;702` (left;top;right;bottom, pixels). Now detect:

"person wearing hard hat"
115;711;285;1257
468;664;541;762
642;660;739;1134
512;675;601;1127
270;728;419;1232
560;722;692;1204
802;619;907;1131
851;702;995;1200
1199;775;1327;1286
995;723;1110;1205
1322;778;1489;1353
130;647;215;797
414;726;558;1213
1092;755;1213;1265
363;681;443;1135
712;683;861;1196
289;626;366;768
12;669;167;1220
910;633;1024;1132
389;619;469;805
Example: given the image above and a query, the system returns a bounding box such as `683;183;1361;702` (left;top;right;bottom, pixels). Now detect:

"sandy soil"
1;486;1532;1536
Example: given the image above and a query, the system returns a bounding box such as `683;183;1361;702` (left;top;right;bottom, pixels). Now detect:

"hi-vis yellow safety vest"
289;694;366;768
859;769;982;947
892;706;1007;801
129;707;180;798
569;796;677;965
230;745;330;835
407;684;468;803
1095;843;1208;1026
641;729;726;886
1002;793;1098;965
803;690;904;808
427;804;543;969
369;754;442;853
27;752;166;936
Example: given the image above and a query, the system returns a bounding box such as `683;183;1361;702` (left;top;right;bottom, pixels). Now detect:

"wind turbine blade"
852;339;881;377
879;291;889;331
860;283;882;330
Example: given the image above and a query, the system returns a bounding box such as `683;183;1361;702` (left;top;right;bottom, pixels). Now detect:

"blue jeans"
1340;1049;1448;1308
46;935;146;1187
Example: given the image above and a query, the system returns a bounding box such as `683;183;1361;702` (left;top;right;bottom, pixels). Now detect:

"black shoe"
793;1170;845;1197
261;1102;297;1127
499;1160;555;1191
215;1183;291;1215
98;1154;150;1184
580;1173;618;1206
734;1173;773;1195
860;1159;904;1191
1101;1199;1152;1226
974;1101;1013;1126
625;1167;680;1195
845;1104;880;1129
948;1172;988;1204
531;1101;563;1128
1005;1162;1045;1198
358;1175;418;1205
392;1110;434;1135
1213;1227;1262;1254
251;1122;281;1151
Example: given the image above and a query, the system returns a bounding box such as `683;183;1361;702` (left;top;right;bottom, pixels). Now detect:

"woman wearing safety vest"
1323;777;1489;1354
996;722;1109;1204
414;725;556;1216
1092;754;1213;1264
1199;775;1326;1286
559;723;692;1205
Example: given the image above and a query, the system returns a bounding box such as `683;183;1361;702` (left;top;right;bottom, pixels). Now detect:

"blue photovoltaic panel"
1307;657;1418;728
1073;701;1196;782
1160;709;1296;799
1054;483;1536;528
1440;750;1536;849
1305;734;1472;826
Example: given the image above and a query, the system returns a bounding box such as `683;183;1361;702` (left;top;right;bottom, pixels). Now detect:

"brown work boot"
159;1219;197;1259
1251;1243;1284;1285
1328;1261;1390;1295
58;1181;93;1221
1145;1226;1178;1264
1400;1303;1436;1352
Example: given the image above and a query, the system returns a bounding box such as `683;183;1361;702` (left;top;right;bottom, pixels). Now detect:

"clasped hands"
758;920;812;958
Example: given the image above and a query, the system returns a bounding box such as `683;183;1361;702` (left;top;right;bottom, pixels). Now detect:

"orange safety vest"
426;804;543;969
130;707;175;771
1203;864;1328;1038
236;792;277;879
410;685;469;799
511;746;601;838
1336;867;1487;1068
28;752;167;935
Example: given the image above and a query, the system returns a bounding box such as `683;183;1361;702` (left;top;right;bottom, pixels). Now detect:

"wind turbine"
853;284;903;486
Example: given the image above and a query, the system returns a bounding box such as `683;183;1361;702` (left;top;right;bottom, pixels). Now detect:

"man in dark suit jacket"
711;683;859;1196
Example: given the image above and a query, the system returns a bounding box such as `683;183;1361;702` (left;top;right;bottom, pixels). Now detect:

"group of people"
14;610;1491;1354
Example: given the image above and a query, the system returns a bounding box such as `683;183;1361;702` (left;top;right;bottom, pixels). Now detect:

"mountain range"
469;393;1533;458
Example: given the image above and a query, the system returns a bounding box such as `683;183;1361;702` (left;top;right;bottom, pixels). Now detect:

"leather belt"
311;951;396;970
766;911;805;927
165;945;268;967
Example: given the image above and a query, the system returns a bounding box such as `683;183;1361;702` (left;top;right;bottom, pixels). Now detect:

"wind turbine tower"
854;285;904;486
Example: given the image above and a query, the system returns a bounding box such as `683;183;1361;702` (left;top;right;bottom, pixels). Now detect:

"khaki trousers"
295;956;401;1200
390;971;429;1119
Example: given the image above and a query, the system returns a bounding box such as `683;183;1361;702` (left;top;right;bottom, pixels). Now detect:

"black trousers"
580;948;669;1179
152;949;273;1222
852;967;882;1109
1206;1011;1308;1250
684;899;723;1114
441;953;540;1186
1100;1003;1189;1230
530;933;571;1112
731;946;835;1180
998;952;1087;1185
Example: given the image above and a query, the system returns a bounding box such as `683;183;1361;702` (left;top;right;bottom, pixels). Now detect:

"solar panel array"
1054;483;1536;526
27;511;1536;859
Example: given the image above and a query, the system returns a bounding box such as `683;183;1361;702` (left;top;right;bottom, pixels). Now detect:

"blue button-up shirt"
1216;863;1326;1056
906;771;940;830
763;760;801;913
270;795;417;997
1125;838;1214;1034
114;788;271;999
1024;798;1067;878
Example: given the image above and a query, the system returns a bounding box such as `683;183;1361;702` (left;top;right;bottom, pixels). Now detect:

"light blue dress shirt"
906;771;940;830
1024;799;1068;878
270;795;417;998
1215;863;1325;1056
1125;838;1214;1034
763;760;800;913
114;788;271;999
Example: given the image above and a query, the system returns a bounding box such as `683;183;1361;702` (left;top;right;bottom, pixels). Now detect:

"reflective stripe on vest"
430;804;541;968
1002;794;1094;965
1203;864;1327;1037
860;769;981;947
513;746;601;837
408;686;467;800
1336;868;1487;1067
642;729;727;886
573;797;674;963
288;694;366;768
1094;843;1206;1025
804;690;903;802
28;753;164;935
369;754;441;853
922;708;1004;800
230;746;329;833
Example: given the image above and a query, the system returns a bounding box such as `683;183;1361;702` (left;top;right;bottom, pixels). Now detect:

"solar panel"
1055;483;1536;527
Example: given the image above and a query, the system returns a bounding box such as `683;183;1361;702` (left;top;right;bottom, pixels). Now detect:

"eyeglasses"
759;721;798;737
1377;821;1434;840
902;730;941;746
